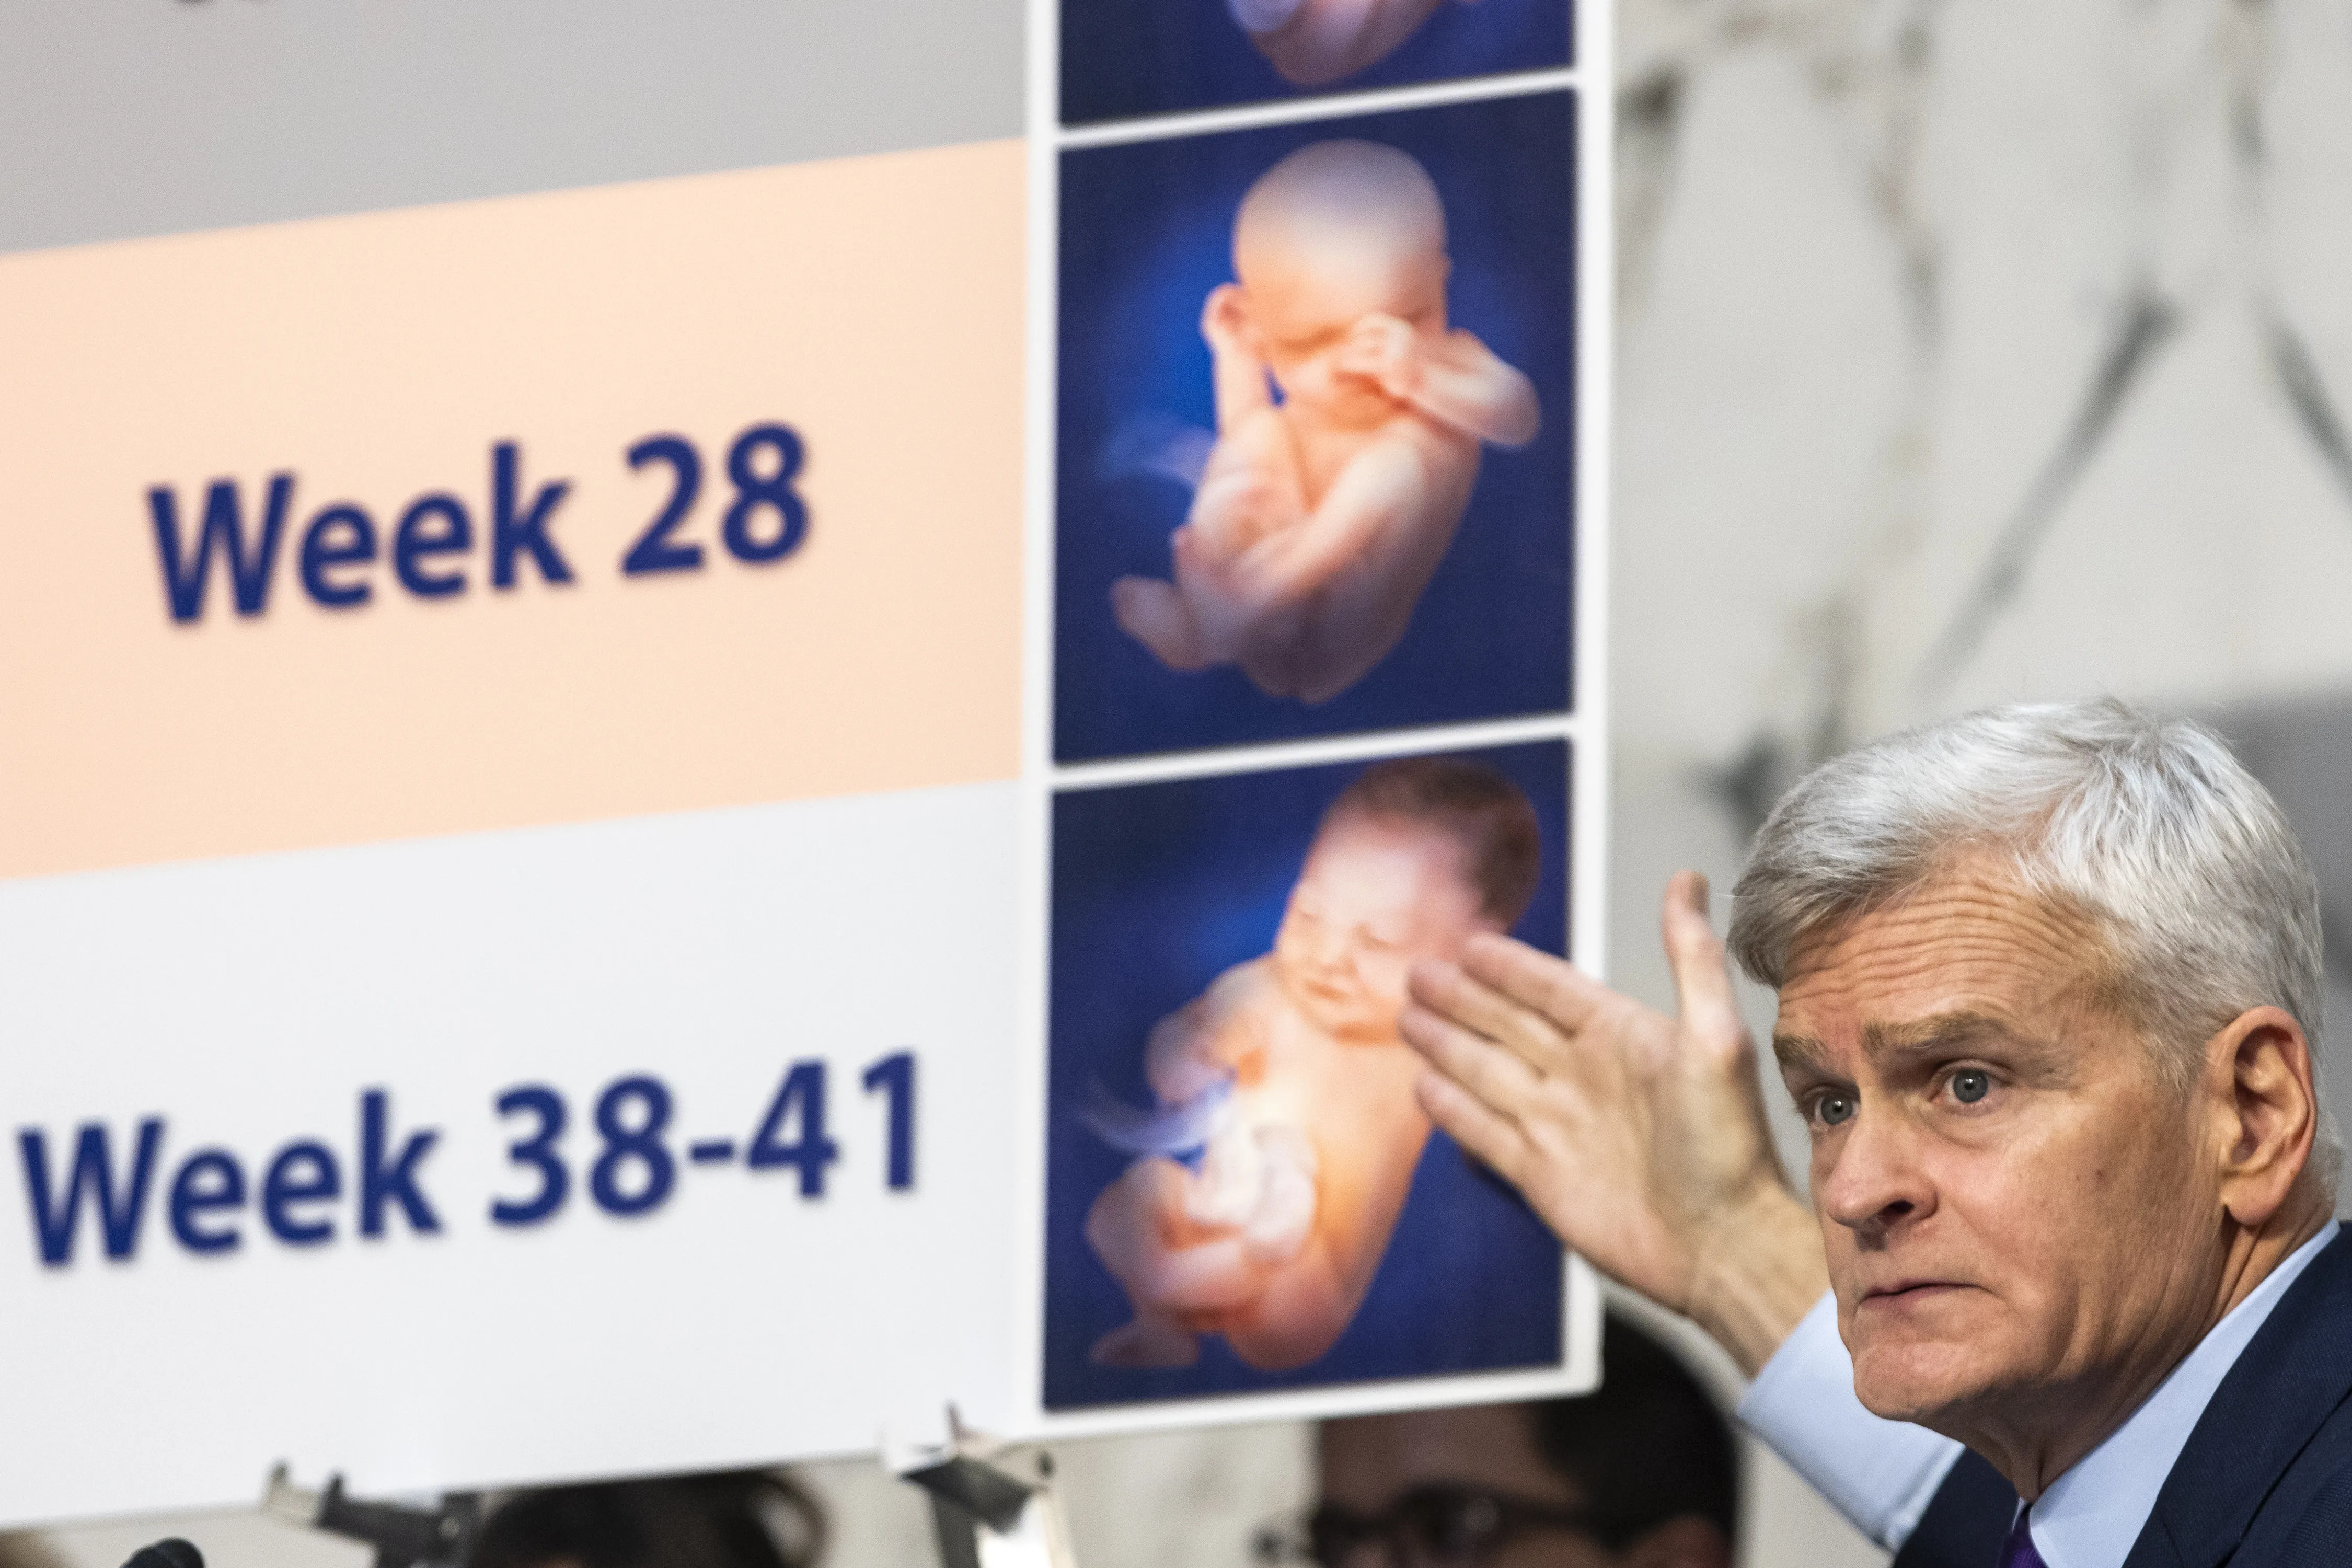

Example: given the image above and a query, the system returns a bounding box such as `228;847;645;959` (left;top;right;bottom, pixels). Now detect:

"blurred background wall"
1609;0;2352;1558
1613;0;2352;1558
26;1;2352;1563
1607;0;2352;1265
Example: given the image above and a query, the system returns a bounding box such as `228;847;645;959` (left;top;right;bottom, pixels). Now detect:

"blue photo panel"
1044;741;1569;1409
1055;92;1575;763
1062;0;1572;125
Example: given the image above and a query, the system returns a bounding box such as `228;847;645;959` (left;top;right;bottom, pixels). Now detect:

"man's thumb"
1663;871;1742;1042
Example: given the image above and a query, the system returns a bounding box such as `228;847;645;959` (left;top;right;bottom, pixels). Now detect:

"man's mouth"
1858;1280;1968;1307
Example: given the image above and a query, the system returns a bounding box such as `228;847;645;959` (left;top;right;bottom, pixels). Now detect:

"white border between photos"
1011;0;1612;1441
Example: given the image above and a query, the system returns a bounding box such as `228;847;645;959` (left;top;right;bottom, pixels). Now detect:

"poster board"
0;0;1609;1526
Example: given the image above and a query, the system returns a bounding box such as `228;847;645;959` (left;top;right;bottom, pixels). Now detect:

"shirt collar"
2030;1220;2341;1568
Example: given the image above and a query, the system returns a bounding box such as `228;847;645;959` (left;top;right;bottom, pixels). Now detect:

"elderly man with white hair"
1402;699;2348;1566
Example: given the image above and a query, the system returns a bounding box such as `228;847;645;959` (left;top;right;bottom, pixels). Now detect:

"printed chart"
0;0;1610;1524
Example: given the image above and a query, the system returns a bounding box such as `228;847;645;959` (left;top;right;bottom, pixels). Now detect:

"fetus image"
1082;757;1541;1371
1229;0;1481;87
1111;140;1539;706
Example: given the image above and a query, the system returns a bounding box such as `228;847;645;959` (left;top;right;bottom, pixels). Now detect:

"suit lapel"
2119;1229;2352;1568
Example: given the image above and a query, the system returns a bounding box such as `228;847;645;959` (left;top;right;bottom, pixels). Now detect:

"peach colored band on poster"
0;140;1025;880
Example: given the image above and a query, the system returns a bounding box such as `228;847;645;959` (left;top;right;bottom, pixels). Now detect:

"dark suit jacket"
1891;1228;2352;1567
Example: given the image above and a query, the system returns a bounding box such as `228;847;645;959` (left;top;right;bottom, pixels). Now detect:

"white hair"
1728;697;2338;1184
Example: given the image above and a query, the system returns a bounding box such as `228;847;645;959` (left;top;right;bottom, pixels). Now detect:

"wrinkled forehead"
1772;863;2123;1047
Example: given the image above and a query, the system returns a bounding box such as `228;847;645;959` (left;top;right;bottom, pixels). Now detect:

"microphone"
121;1542;204;1568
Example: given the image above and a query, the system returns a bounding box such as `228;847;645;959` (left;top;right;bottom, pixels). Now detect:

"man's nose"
1818;1103;1936;1237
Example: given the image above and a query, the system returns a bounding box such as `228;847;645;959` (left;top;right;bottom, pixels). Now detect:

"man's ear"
1621;1516;1731;1568
2206;1005;2320;1230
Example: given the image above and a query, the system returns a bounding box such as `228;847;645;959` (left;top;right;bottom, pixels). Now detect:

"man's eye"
1951;1069;1991;1105
1814;1093;1857;1127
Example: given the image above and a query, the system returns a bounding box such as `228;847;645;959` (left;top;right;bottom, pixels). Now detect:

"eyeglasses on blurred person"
1258;1315;1736;1568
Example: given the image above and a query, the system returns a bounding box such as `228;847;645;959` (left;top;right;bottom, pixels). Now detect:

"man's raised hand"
1398;870;1827;1374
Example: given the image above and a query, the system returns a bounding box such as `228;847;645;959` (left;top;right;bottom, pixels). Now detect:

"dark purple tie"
1997;1511;2048;1568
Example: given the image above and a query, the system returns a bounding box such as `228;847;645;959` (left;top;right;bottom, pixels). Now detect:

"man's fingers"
1662;870;1744;1044
1405;956;1467;1012
1399;1002;1550;1114
1455;932;1609;1034
1407;959;1571;1074
1413;1070;1531;1190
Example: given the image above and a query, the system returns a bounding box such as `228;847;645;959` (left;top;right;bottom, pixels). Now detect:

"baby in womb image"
1229;0;1482;87
1082;757;1541;1371
1112;140;1539;706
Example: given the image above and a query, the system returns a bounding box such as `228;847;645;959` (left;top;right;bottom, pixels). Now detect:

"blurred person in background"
468;1471;822;1568
1261;1314;1736;1568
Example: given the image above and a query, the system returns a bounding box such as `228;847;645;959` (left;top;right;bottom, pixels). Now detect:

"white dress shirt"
1736;1222;2340;1564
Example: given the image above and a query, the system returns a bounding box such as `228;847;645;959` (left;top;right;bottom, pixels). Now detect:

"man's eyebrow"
1770;1033;1834;1074
1772;1012;2023;1074
1861;1011;2016;1061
